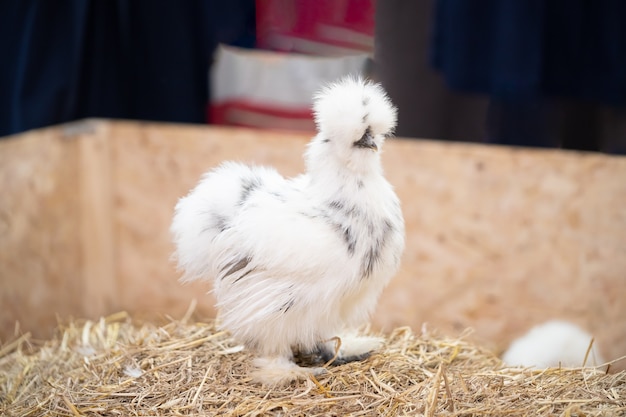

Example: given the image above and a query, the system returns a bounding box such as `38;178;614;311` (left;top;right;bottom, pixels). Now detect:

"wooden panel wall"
378;140;626;365
1;120;624;369
0;126;82;336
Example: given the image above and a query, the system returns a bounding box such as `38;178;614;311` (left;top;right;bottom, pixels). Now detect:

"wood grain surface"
1;120;624;368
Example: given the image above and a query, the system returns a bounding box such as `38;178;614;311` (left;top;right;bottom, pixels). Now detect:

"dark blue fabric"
0;0;255;137
431;0;626;105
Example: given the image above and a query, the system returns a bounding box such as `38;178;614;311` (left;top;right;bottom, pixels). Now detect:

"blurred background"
2;0;625;152
2;0;625;371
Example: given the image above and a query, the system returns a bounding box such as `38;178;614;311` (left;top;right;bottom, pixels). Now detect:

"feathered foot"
251;356;326;386
305;334;384;366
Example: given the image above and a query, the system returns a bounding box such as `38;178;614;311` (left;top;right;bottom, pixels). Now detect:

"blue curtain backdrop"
431;0;626;104
430;0;626;150
0;0;255;137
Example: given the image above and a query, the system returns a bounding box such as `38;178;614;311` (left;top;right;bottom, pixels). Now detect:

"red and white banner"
209;45;370;131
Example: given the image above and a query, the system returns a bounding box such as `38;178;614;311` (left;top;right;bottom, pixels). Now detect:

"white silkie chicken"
502;320;606;369
170;76;404;385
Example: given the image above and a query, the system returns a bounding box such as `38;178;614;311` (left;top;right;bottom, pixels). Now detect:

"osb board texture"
0;127;83;338
1;120;625;370
108;121;626;368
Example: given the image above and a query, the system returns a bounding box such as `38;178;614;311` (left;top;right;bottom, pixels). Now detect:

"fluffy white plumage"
502;320;606;369
170;76;404;385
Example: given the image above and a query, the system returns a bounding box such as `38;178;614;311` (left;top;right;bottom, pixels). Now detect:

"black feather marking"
232;268;253;284
361;219;394;279
362;113;368;123
327;199;359;218
322;138;330;143
279;298;295;313
316;208;357;256
362;248;377;278
328;199;345;211
343;226;357;255
239;175;264;205
222;257;248;276
362;96;370;106
214;213;230;233
301;206;359;256
199;210;230;235
221;256;252;282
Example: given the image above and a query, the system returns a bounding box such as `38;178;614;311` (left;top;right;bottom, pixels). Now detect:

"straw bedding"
1;310;624;417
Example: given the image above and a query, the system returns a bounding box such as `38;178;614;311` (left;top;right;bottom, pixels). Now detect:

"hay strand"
1;313;624;416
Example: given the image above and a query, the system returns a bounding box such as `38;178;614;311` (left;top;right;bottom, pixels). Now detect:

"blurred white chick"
502;320;606;369
170;77;404;385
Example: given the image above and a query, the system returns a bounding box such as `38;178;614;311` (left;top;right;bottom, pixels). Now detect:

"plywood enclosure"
1;119;625;369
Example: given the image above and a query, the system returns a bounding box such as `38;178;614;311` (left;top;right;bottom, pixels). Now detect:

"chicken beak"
353;131;378;151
